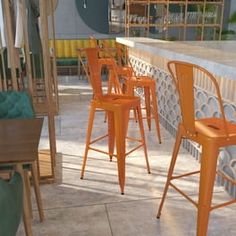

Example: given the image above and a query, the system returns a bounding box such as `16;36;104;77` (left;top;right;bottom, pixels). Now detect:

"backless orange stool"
80;48;150;194
124;75;162;144
157;61;236;236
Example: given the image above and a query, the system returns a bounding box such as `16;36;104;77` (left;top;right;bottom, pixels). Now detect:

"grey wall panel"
54;0;109;39
75;0;109;34
54;0;77;38
229;0;236;31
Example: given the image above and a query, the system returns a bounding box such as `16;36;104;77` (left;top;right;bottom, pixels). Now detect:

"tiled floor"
17;76;236;236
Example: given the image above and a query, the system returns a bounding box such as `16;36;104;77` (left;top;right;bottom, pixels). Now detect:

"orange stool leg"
108;111;115;161
80;104;96;179
114;108;129;194
125;81;138;123
150;82;162;144
157;127;183;218
197;143;219;236
136;104;150;174
144;86;151;131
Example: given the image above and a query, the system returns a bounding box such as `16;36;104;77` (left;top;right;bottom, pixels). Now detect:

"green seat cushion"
56;58;78;67
0;172;23;236
0;91;35;119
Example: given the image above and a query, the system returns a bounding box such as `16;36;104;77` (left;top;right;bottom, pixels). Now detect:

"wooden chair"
0;118;43;236
80;48;150;194
0;91;44;224
157;61;236;236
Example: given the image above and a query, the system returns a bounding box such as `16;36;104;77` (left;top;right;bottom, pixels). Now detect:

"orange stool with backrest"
80;48;150;194
101;42;162;143
157;61;236;236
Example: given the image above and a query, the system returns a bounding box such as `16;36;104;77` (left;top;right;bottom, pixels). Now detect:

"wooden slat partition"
0;0;58;181
2;0;18;90
21;0;34;97
49;0;59;112
39;0;57;170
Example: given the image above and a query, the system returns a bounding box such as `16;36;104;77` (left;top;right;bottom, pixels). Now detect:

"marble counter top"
116;37;236;80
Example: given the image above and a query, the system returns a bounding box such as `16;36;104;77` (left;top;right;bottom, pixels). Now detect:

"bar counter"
117;37;236;80
116;37;236;198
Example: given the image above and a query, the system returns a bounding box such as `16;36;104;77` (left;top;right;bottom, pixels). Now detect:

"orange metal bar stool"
101;42;162;143
124;75;162;144
157;61;236;236
80;48;150;194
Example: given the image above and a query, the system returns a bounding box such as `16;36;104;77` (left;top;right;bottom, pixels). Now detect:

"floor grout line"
105;204;114;236
33;189;224;213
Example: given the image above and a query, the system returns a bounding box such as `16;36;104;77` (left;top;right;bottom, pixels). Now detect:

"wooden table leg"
15;164;33;236
31;161;45;222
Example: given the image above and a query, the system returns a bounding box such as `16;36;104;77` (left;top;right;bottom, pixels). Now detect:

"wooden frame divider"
0;0;59;182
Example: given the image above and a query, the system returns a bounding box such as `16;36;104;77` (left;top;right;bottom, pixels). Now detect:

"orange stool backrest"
115;42;127;66
84;48;103;99
167;60;228;136
85;48;123;97
99;58;123;95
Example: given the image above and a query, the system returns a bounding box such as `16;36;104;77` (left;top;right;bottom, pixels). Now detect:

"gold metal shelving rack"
125;0;224;40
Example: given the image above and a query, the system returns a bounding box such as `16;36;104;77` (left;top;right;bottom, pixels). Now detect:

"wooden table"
0;118;43;236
